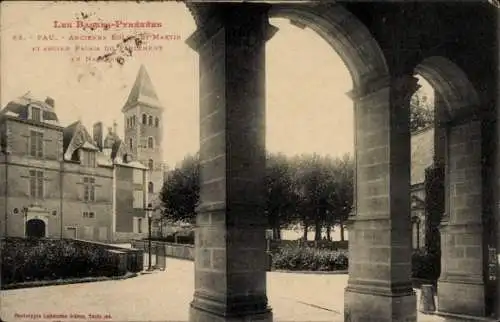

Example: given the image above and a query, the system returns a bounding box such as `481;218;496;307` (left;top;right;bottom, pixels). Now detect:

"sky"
1;1;432;168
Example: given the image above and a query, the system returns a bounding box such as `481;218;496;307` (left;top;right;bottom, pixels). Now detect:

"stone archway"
415;56;494;317
185;2;419;321
26;219;46;238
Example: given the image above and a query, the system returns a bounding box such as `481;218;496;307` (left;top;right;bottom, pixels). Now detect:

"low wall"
131;239;194;261
113;232;147;243
72;239;144;273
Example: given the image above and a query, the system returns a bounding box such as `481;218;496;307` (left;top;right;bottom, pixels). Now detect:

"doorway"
26;219;46;238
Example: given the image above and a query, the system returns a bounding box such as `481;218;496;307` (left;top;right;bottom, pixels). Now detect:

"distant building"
410;126;435;250
0;93;150;242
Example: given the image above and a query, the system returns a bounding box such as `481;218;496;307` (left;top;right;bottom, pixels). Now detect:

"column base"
189;292;272;322
189;303;272;322
344;284;417;322
437;277;486;317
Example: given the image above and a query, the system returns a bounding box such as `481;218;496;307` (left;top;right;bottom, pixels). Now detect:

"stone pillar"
344;75;418;322
185;4;275;322
437;117;486;316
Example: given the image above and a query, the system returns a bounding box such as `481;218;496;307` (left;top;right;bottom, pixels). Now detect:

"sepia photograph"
0;1;499;321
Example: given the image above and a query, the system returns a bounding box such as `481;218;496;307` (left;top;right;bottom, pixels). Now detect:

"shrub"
412;249;440;281
1;237;122;285
148;231;194;245
271;245;348;271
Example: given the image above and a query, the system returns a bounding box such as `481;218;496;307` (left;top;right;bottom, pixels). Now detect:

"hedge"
271;244;439;280
147;232;194;245
412;249;440;281
1;237;124;285
271;246;348;271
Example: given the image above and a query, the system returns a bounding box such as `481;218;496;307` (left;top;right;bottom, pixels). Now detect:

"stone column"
344;75;419;322
185;4;276;322
437;116;486;316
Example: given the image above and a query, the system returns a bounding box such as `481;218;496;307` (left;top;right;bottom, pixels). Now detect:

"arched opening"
155;117;159;127
148;115;153;126
148;181;154;193
148;158;154;170
412;56;491;316
26;219;46;238
142;113;147;124
129;138;133;150
188;3;408;321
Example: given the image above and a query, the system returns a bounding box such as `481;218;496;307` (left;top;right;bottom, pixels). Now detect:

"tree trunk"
303;222;308;241
314;219;321;241
326;225;331;241
340;222;345;241
277;228;281;240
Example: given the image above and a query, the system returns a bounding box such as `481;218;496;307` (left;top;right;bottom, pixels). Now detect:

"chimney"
92;122;104;151
112;120;118;134
45;97;55;108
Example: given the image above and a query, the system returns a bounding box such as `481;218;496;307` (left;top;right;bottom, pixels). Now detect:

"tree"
159;154;200;224
410;91;434;133
265;153;300;239
329;154;354;241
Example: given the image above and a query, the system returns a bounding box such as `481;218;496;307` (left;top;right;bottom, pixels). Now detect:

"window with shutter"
29;170;44;199
30;131;43;158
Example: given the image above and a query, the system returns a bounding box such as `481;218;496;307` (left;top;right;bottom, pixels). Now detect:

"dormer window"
30;106;42;122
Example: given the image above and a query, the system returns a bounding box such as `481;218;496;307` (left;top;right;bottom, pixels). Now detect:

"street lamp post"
145;203;153;271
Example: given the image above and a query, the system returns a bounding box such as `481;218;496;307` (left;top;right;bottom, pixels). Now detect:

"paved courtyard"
1;255;455;322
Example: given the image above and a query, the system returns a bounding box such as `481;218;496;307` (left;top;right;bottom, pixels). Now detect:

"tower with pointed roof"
122;65;164;202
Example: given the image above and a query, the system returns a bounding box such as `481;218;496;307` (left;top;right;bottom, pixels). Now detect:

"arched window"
148;115;153;126
129;138;133;150
142;113;147;124
148;159;154;170
155;117;159;127
147;137;154;149
148;181;154;193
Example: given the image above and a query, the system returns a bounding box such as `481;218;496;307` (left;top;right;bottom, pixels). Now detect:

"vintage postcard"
1;1;499;322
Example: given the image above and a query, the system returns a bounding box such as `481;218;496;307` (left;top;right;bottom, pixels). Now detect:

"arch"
148;181;154;194
147;137;154;149
155;117;159;127
269;3;389;93
26;219;46;238
414;56;480;122
148;115;153;126
142;113;147;124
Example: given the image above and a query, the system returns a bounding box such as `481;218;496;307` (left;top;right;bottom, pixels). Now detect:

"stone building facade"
0;93;150;242
410;126;434;250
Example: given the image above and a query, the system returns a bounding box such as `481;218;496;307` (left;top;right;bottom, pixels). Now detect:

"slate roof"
122;65;162;111
411;126;434;185
0;92;59;123
62;121;98;161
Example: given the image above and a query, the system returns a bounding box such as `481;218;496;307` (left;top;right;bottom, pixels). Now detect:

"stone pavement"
1;258;451;322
